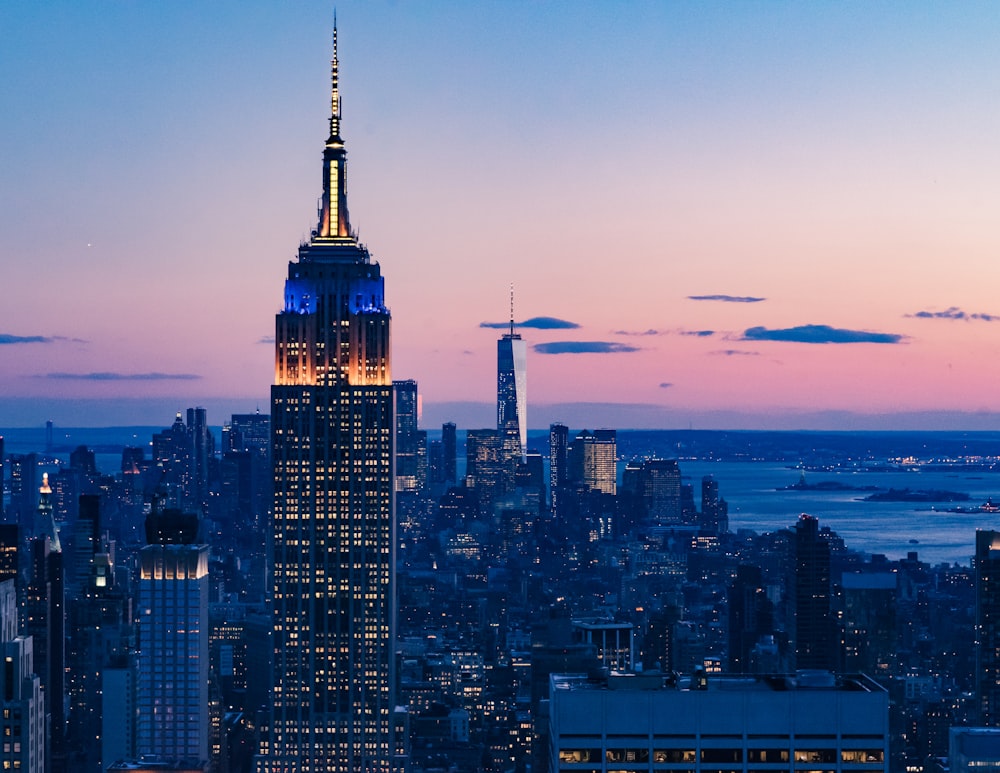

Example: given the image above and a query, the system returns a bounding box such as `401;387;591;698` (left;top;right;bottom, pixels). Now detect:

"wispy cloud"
908;306;1000;322
533;341;641;355
0;334;52;344
612;328;715;338
659;382;674;389
480;316;580;330
0;334;88;344
709;349;760;356
43;372;202;381
257;335;275;344
742;325;904;344
688;294;766;304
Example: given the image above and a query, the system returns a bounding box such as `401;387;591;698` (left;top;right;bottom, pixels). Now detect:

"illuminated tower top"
319;17;352;240
275;20;390;389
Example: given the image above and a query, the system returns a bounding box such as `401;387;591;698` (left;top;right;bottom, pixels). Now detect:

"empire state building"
264;23;396;773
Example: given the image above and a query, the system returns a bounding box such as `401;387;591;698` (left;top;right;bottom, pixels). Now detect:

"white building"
0;580;45;773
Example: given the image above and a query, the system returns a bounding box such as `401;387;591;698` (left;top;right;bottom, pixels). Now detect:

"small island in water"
861;488;970;503
778;479;879;492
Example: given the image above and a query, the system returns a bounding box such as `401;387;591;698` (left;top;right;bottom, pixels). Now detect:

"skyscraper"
794;514;839;672
976;530;1000;726
441;422;457;487
566;430;617;495
497;293;527;462
265;22;396;772
0;580;45;773
548;423;568;512
394;380;427;492
26;476;65;771
136;504;209;763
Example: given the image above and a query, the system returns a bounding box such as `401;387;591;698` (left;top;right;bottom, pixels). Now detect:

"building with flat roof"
950;727;1000;773
548;671;888;773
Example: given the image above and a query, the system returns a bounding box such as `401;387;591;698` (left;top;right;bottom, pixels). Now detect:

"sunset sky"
4;2;1000;429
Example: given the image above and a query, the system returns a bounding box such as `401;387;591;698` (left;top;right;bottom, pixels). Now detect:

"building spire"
319;13;352;239
509;284;515;336
329;12;341;142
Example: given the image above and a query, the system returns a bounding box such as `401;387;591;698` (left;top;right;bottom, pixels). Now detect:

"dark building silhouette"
700;475;728;535
638;459;682;525
9;453;38;534
549;423;569;512
187;406;213;513
976;530;1000;725
728;565;774;673
794;514;840;671
842;572;896;678
224;411;271;541
65;494;131;772
26;477;66;771
441;422;457;487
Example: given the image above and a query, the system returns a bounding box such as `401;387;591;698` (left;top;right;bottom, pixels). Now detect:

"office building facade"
264;22;396;772
136;508;210;763
567;430;617;496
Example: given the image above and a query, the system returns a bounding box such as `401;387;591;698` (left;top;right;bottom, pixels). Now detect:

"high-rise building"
548;423;569;512
136;505;209;763
465;429;508;508
497;296;527;462
441;422;457;487
0;579;45;773
225;411;272;536
842;572;896;677
976;529;1000;726
9;453;38;534
794;514;839;672
265;22;396;772
727;564;774;673
152;413;193;507
394;380;427;492
26;476;65;770
65;495;131;772
629;459;681;526
700;476;728;535
567;430;617;495
187;407;213;513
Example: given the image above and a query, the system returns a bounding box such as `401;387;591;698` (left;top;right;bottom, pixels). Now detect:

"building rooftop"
551;670;886;694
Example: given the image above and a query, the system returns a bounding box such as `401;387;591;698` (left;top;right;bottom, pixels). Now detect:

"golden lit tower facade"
264;23;396;773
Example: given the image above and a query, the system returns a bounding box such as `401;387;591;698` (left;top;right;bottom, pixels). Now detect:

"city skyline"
5;2;1000;430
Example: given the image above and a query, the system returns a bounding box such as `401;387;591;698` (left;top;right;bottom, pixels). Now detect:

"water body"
4;426;999;566
677;461;1000;567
